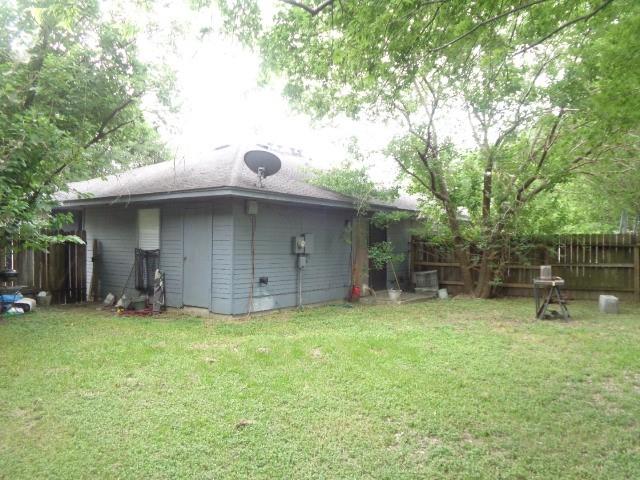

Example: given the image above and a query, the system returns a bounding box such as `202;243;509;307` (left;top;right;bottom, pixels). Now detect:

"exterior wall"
231;200;353;314
85;206;138;299
211;200;235;314
160;200;235;313
387;219;414;289
85;201;236;312
160;206;184;308
83;199;412;314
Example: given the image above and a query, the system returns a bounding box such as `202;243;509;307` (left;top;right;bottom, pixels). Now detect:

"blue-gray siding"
85;206;138;299
231;200;352;314
83;199;410;315
160;206;184;307
211;200;235;314
160;201;236;312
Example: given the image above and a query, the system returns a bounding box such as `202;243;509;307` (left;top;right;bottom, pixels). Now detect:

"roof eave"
57;186;414;212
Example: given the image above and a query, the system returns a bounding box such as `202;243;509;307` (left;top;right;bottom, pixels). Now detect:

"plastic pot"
388;289;402;302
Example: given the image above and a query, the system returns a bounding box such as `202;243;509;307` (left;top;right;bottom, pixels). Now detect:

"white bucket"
388;289;402;302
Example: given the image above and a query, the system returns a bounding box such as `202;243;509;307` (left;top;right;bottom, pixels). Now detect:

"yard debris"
36;291;52;306
5;306;24;315
103;293;115;306
235;419;255;429
116;294;132;310
599;295;620;314
15;297;36;311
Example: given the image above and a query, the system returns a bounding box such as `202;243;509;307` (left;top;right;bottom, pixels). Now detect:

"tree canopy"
0;0;171;249
217;0;639;296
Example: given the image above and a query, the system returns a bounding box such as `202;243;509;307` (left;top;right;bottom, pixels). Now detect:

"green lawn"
0;299;639;479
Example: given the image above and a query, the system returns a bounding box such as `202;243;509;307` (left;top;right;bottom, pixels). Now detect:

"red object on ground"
350;285;361;301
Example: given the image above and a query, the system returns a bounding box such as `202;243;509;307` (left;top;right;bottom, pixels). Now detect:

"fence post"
408;237;414;289
634;236;640;302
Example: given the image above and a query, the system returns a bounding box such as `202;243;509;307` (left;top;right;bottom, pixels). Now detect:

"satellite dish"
244;149;282;187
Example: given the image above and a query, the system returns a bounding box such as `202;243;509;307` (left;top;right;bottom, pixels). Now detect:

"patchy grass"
0;299;639;479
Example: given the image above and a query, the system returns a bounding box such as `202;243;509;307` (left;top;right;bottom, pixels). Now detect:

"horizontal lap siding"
212;200;234;314
85;206;137;299
160;207;183;307
231;200;352;314
85;200;361;315
161;201;235;314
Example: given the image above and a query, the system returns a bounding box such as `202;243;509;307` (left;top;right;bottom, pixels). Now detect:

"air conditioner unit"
414;270;438;296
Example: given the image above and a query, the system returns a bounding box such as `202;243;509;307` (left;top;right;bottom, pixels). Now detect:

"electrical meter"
292;234;314;254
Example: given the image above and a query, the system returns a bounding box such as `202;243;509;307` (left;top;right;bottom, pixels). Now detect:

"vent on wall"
138;208;160;250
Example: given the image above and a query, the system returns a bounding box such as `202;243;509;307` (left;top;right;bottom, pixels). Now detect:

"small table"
533;277;570;320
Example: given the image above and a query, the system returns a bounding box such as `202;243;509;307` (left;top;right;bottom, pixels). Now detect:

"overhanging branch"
431;0;549;52
517;0;615;54
280;0;336;16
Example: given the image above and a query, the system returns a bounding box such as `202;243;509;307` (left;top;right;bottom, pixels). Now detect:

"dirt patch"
310;347;323;359
117;374;143;390
623;371;640;394
602;377;622;394
190;342;239;352
461;431;482;445
235;419;256;429
79;390;101;400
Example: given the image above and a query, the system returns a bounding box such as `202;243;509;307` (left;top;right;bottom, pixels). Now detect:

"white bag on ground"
103;293;115;306
15;297;36;312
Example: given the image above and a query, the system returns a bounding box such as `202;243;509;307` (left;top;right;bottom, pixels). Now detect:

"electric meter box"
302;233;314;254
292;233;314;254
245;200;258;215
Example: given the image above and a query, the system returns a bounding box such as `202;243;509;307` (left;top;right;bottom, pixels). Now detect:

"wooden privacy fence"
0;230;87;304
411;233;640;301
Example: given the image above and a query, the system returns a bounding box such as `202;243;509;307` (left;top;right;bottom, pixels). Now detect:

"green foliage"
368;240;405;289
370;210;412;229
309;140;399;215
310;162;395;214
215;0;637;294
368;241;404;271
0;0;172;249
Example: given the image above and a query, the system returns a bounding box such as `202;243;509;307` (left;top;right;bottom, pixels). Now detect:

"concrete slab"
359;290;438;306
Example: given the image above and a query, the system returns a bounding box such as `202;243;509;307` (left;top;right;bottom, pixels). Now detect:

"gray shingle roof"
59;144;417;211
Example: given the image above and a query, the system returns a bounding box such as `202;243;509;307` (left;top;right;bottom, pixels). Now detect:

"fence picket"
411;233;639;300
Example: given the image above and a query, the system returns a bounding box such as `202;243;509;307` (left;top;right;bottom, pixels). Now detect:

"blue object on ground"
0;293;23;306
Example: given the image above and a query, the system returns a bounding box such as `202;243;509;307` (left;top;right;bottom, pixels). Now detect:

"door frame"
182;206;213;309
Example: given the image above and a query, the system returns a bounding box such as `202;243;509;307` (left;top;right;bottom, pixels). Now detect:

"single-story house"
58;144;416;314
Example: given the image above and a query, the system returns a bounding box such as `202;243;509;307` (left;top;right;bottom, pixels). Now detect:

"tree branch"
84;96;140;148
431;0;549;52
517;0;615;54
280;0;336;16
23;25;50;110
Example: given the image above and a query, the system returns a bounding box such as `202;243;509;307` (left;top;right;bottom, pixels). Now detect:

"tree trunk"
453;244;475;294
443;201;475;294
474;250;495;299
